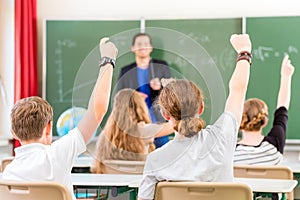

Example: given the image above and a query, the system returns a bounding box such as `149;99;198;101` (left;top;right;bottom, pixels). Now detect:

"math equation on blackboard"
253;45;298;61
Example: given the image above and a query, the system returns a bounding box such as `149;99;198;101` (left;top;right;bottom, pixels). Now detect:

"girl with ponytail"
138;34;253;200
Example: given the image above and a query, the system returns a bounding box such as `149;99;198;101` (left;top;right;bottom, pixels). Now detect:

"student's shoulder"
120;62;137;72
204;112;238;135
152;59;168;66
147;141;172;159
146;148;162;163
53;127;84;145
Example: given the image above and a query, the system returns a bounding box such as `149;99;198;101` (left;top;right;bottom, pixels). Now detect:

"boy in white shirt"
3;37;118;200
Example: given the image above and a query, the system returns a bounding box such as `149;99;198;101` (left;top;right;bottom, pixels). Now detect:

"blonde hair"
92;89;155;173
11;96;53;141
240;98;268;131
158;79;205;137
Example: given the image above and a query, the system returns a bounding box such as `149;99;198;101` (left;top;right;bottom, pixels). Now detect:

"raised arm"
78;38;118;144
277;55;295;109
154;122;174;138
224;34;252;126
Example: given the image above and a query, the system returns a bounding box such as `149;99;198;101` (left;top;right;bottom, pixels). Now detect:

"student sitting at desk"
91;88;173;174
2;38;118;200
138;34;252;200
234;55;294;165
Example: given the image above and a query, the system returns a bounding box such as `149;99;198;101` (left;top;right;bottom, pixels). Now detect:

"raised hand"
281;55;295;77
150;78;162;90
230;34;252;53
99;37;118;60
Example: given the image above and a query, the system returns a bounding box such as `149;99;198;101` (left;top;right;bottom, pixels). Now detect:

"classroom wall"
0;0;14;141
1;0;300;140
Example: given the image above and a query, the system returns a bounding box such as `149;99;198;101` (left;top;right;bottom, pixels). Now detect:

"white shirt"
138;112;238;200
3;127;86;200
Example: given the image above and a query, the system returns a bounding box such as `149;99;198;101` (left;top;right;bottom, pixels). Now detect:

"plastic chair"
101;160;145;174
234;165;294;200
0;180;73;200
154;181;253;200
0;156;14;172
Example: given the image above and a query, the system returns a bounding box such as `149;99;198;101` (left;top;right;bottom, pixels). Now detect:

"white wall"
37;0;300;19
2;0;300;140
0;0;14;140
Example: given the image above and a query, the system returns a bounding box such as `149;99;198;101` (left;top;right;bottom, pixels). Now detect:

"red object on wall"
13;0;38;150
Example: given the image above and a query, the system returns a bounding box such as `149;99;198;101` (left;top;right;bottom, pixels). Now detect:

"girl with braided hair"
234;55;294;165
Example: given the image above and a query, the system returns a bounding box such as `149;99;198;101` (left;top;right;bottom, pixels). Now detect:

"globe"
56;107;87;137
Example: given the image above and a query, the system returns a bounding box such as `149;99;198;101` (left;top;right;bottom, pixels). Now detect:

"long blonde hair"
240;98;268;132
92;89;155;173
158;80;205;137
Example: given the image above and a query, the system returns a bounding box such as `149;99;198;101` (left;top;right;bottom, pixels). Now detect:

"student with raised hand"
90;88;173;174
234;55;294;165
137;34;252;200
2;38;118;200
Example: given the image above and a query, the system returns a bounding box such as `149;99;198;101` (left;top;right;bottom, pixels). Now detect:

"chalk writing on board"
113;35;128;47
54;39;76;102
186;32;211;44
173;57;187;68
172;48;235;74
253;45;298;61
219;49;236;71
172;54;208;70
177;33;211;48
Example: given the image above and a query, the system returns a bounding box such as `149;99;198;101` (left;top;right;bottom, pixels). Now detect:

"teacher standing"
117;33;171;148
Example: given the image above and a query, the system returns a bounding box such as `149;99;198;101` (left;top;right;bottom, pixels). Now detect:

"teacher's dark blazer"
117;59;171;122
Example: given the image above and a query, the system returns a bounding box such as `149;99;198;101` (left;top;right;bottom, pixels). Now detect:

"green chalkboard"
45;18;241;136
246;16;300;139
145;18;242;123
45;20;140;136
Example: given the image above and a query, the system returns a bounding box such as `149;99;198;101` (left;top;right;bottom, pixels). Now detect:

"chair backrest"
154;181;253;200
0;156;14;172
234;165;294;200
101;160;145;174
0;180;73;200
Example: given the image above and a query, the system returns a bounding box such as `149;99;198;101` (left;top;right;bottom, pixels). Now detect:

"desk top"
1;172;297;193
71;173;297;193
0;173;142;187
280;160;300;173
130;177;297;192
74;156;93;168
234;177;297;193
71;173;142;187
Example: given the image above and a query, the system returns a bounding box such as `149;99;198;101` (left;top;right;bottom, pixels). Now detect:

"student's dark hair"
132;33;152;46
158;79;205;138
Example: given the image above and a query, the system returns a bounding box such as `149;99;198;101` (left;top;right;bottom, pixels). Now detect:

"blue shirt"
137;67;156;123
137;66;169;148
